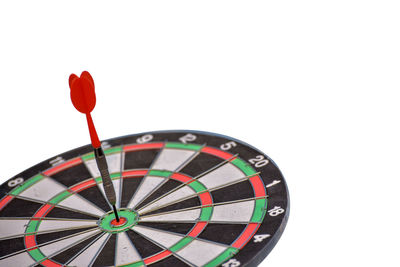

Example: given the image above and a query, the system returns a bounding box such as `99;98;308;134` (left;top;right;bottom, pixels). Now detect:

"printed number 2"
248;155;269;168
222;259;241;267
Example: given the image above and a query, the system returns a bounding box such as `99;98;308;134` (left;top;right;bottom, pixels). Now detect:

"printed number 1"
266;180;281;188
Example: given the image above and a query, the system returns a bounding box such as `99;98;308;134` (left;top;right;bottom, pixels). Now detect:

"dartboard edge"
0;130;289;267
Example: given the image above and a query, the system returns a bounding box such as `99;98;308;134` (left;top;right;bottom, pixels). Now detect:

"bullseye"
98;208;138;233
111;217;127;227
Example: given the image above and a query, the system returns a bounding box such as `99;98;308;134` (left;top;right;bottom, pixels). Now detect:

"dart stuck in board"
69;71;119;221
0;71;289;267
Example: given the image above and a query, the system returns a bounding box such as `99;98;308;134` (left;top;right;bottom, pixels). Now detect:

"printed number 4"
253;234;270;243
222;259;241;267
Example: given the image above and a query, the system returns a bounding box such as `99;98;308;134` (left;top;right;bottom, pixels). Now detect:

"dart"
0;72;289;266
69;71;120;222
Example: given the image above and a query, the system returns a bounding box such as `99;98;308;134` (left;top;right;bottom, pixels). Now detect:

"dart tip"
112;205;120;222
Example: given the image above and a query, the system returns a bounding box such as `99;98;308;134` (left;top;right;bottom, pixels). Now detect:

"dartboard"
0;130;289;267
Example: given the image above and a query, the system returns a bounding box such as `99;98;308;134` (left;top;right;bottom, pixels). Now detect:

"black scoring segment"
51;164;92;187
77;185;110;212
126;230;163;258
92;234;116;266
0;237;25;257
50;233;102;264
197;223;247;245
36;227;97;245
179;152;224;178
46;207;99;220
0;198;42;217
211;180;255;203
120;177;143;208
137;222;195;235
150;254;191;267
136;179;182;210
124;149;159;170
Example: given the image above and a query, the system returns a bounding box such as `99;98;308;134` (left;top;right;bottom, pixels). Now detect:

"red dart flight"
69;71;101;148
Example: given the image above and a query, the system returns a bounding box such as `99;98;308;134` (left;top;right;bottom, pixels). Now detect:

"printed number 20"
248;155;269;168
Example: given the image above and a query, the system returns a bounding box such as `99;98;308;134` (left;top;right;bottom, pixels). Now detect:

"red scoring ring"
111;217;127;226
19;143;266;267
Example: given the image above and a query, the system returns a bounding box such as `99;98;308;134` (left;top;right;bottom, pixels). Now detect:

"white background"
0;1;399;266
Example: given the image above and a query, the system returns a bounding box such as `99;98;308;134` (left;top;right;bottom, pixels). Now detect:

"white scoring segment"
126;148;196;210
0;251;36;266
151;148;196;171
138;185;195;214
37;219;98;233
19;177;66;202
140;208;201;222
197;162;244;189
17;174;105;217
58;194;105;217
127;176;165;209
176;239;228;266
67;233;110;266
139;162;247;215
211;200;255;222
133;226;183;248
115;232;142;266
0;219;29;240
39;229;100;258
84;152;122;177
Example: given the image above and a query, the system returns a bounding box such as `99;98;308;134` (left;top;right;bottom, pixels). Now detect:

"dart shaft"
112;204;120;221
86;113;101;148
94;147;117;205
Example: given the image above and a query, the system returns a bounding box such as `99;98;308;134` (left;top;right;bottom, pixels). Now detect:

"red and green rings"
0;131;289;267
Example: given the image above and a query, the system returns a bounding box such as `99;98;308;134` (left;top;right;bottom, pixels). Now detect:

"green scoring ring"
98;208;138;233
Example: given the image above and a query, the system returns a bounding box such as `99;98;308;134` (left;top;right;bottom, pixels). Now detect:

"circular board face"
0;130;289;267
